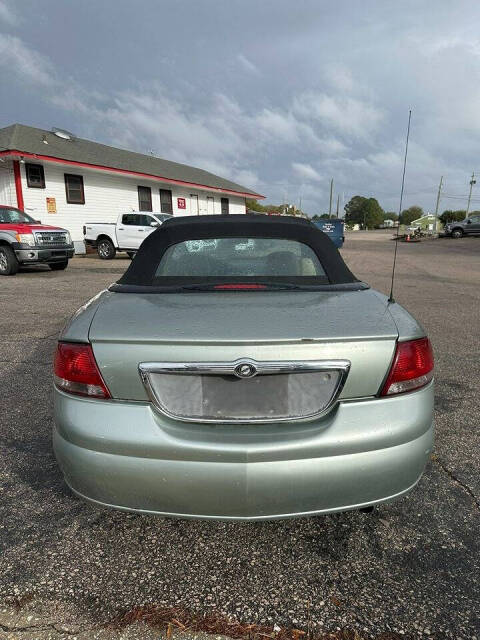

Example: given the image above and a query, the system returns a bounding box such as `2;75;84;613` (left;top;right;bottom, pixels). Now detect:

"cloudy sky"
2;0;480;215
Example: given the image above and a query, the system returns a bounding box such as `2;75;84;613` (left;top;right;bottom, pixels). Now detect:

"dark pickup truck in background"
0;205;74;275
444;214;480;238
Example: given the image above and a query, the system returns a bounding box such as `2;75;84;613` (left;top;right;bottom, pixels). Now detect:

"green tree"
439;210;466;224
247;199;312;218
362;198;385;228
400;206;423;225
384;211;398;221
344;196;367;225
344;196;384;229
245;199;266;213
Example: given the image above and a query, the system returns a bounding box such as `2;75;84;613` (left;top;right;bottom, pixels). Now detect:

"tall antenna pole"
466;171;476;218
336;194;340;217
434;175;443;233
388;109;412;304
329;179;333;217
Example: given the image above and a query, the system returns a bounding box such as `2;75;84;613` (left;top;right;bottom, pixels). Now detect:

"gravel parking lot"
0;231;479;639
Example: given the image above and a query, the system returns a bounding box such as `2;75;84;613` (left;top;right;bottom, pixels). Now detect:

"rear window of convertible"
153;237;327;280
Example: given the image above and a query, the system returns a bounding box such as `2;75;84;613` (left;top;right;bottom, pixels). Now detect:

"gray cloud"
2;0;480;214
237;53;261;76
0;0;17;25
0;33;53;86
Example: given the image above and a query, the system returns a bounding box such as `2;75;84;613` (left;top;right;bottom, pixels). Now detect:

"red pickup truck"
0;205;74;276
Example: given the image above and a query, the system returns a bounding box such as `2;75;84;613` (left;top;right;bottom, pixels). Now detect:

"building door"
221;197;229;215
190;194;199;215
207;196;215;215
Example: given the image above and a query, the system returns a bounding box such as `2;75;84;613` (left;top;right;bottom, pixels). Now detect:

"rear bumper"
53;383;434;520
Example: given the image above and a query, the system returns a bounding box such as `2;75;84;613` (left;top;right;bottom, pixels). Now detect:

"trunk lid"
89;290;398;403
90;290;396;343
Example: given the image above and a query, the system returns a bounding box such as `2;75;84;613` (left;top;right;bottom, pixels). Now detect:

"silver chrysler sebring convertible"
53;215;434;520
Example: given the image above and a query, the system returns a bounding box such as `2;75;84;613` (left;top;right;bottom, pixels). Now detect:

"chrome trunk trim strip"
139;359;350;424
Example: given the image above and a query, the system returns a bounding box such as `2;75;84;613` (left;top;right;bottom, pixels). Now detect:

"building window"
221;197;229;215
160;189;173;214
64;173;85;204
26;163;45;188
138;186;152;211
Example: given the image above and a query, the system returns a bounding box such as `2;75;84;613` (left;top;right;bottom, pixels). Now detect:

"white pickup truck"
83;212;173;259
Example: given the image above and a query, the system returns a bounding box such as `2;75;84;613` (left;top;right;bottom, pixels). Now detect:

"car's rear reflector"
54;342;111;399
214;283;267;290
381;337;434;396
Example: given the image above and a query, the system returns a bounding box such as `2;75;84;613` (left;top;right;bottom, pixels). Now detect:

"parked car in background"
444;214;480;238
53;215;434;521
84;212;173;259
311;218;345;248
0;205;74;276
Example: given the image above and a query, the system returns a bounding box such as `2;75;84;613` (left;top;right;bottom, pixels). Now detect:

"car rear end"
53;217;434;520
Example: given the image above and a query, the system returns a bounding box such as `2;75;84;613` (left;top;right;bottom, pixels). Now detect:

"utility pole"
329;179;333;217
336;194;339;217
466;171;476;218
434;175;443;233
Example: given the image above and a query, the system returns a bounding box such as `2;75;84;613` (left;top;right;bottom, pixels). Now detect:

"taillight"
381;337;434;396
54;342;111;399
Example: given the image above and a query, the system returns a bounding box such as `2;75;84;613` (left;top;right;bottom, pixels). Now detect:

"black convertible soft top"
114;215;362;291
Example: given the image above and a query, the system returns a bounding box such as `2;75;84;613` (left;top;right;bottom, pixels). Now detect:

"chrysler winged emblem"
234;362;257;379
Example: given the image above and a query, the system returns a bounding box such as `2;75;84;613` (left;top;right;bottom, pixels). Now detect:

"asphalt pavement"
0;232;479;639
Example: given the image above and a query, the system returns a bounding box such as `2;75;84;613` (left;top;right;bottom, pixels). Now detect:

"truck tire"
0;245;19;276
451;228;463;238
97;238;116;260
49;260;69;271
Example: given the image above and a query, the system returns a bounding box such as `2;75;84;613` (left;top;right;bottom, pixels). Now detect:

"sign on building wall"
46;197;57;213
177;197;186;209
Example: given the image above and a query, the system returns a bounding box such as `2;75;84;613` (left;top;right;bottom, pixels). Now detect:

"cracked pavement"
0;233;479;639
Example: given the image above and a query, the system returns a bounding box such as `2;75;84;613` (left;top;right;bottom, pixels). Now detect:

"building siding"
7;161;246;252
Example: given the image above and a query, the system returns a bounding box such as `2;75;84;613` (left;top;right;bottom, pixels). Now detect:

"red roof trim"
0;150;265;199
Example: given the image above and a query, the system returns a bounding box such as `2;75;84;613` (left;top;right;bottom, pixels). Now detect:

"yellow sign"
46;197;56;213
